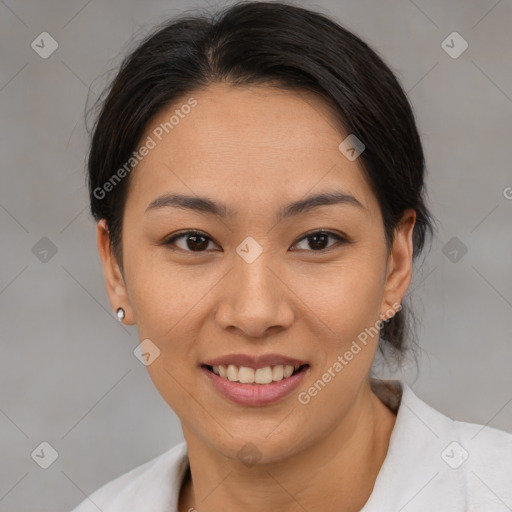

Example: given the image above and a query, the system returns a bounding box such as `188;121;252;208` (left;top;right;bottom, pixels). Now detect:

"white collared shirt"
70;379;512;511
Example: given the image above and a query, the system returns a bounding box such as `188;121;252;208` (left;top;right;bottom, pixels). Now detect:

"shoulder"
69;441;188;512
365;380;512;511
402;382;512;508
452;415;512;456
451;418;512;507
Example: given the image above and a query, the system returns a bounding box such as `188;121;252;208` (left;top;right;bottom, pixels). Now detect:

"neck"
179;379;396;512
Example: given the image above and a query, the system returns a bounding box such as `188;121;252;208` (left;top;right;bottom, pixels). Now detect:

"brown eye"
163;229;348;253
164;231;217;252
292;231;347;252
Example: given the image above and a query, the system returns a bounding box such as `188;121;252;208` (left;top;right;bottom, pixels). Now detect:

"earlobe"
381;209;416;317
96;219;133;325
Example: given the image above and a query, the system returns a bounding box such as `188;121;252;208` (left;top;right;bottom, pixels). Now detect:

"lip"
202;353;309;369
201;364;310;406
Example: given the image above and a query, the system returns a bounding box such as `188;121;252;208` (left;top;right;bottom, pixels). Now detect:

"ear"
380;209;416;320
96;219;134;325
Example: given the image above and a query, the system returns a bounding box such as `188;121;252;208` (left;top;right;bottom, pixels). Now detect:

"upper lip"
202;353;309;369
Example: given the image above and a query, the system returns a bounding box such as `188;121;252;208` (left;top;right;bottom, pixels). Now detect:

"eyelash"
162;229;349;253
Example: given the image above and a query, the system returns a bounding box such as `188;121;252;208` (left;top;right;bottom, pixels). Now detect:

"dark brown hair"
86;0;435;366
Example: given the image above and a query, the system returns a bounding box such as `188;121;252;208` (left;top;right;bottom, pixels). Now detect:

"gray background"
1;0;511;510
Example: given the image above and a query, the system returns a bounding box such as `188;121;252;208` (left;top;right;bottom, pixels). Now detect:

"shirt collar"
362;378;465;510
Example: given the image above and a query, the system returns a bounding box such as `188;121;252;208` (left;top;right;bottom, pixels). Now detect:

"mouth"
201;362;310;406
201;363;310;384
200;353;311;405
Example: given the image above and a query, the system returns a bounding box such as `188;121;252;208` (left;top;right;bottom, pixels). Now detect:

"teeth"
227;364;238;382
272;365;284;381
212;364;303;384
283;365;294;378
238;366;255;383
255;366;273;384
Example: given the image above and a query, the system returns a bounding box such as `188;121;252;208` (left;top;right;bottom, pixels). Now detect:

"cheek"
128;265;202;413
293;253;385;338
124;251;201;335
124;254;211;379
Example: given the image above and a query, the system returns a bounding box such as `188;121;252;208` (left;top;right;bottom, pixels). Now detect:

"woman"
72;2;512;511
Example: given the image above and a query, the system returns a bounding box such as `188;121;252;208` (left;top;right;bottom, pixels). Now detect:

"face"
97;83;415;464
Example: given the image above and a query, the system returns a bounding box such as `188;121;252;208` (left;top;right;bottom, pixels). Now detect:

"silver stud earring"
116;307;125;322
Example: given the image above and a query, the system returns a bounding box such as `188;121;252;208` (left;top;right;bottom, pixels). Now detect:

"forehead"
127;83;378;217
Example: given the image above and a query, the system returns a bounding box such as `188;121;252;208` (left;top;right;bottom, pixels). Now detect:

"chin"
205;430;307;468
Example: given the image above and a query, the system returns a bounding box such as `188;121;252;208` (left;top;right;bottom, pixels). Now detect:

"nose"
214;247;294;338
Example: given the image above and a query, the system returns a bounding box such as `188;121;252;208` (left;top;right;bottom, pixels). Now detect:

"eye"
291;230;348;252
163;230;218;252
162;229;348;253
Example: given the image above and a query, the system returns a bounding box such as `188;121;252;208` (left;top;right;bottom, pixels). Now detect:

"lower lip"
201;365;309;406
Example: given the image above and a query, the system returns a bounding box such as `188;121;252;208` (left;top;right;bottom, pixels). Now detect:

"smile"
201;364;310;406
204;363;308;384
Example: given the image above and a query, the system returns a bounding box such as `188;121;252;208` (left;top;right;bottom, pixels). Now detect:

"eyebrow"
145;190;364;222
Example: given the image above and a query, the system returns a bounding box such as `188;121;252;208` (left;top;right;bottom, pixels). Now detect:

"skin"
97;83;415;512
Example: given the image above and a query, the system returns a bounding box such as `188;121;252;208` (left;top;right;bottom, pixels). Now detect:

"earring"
116;307;125;322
